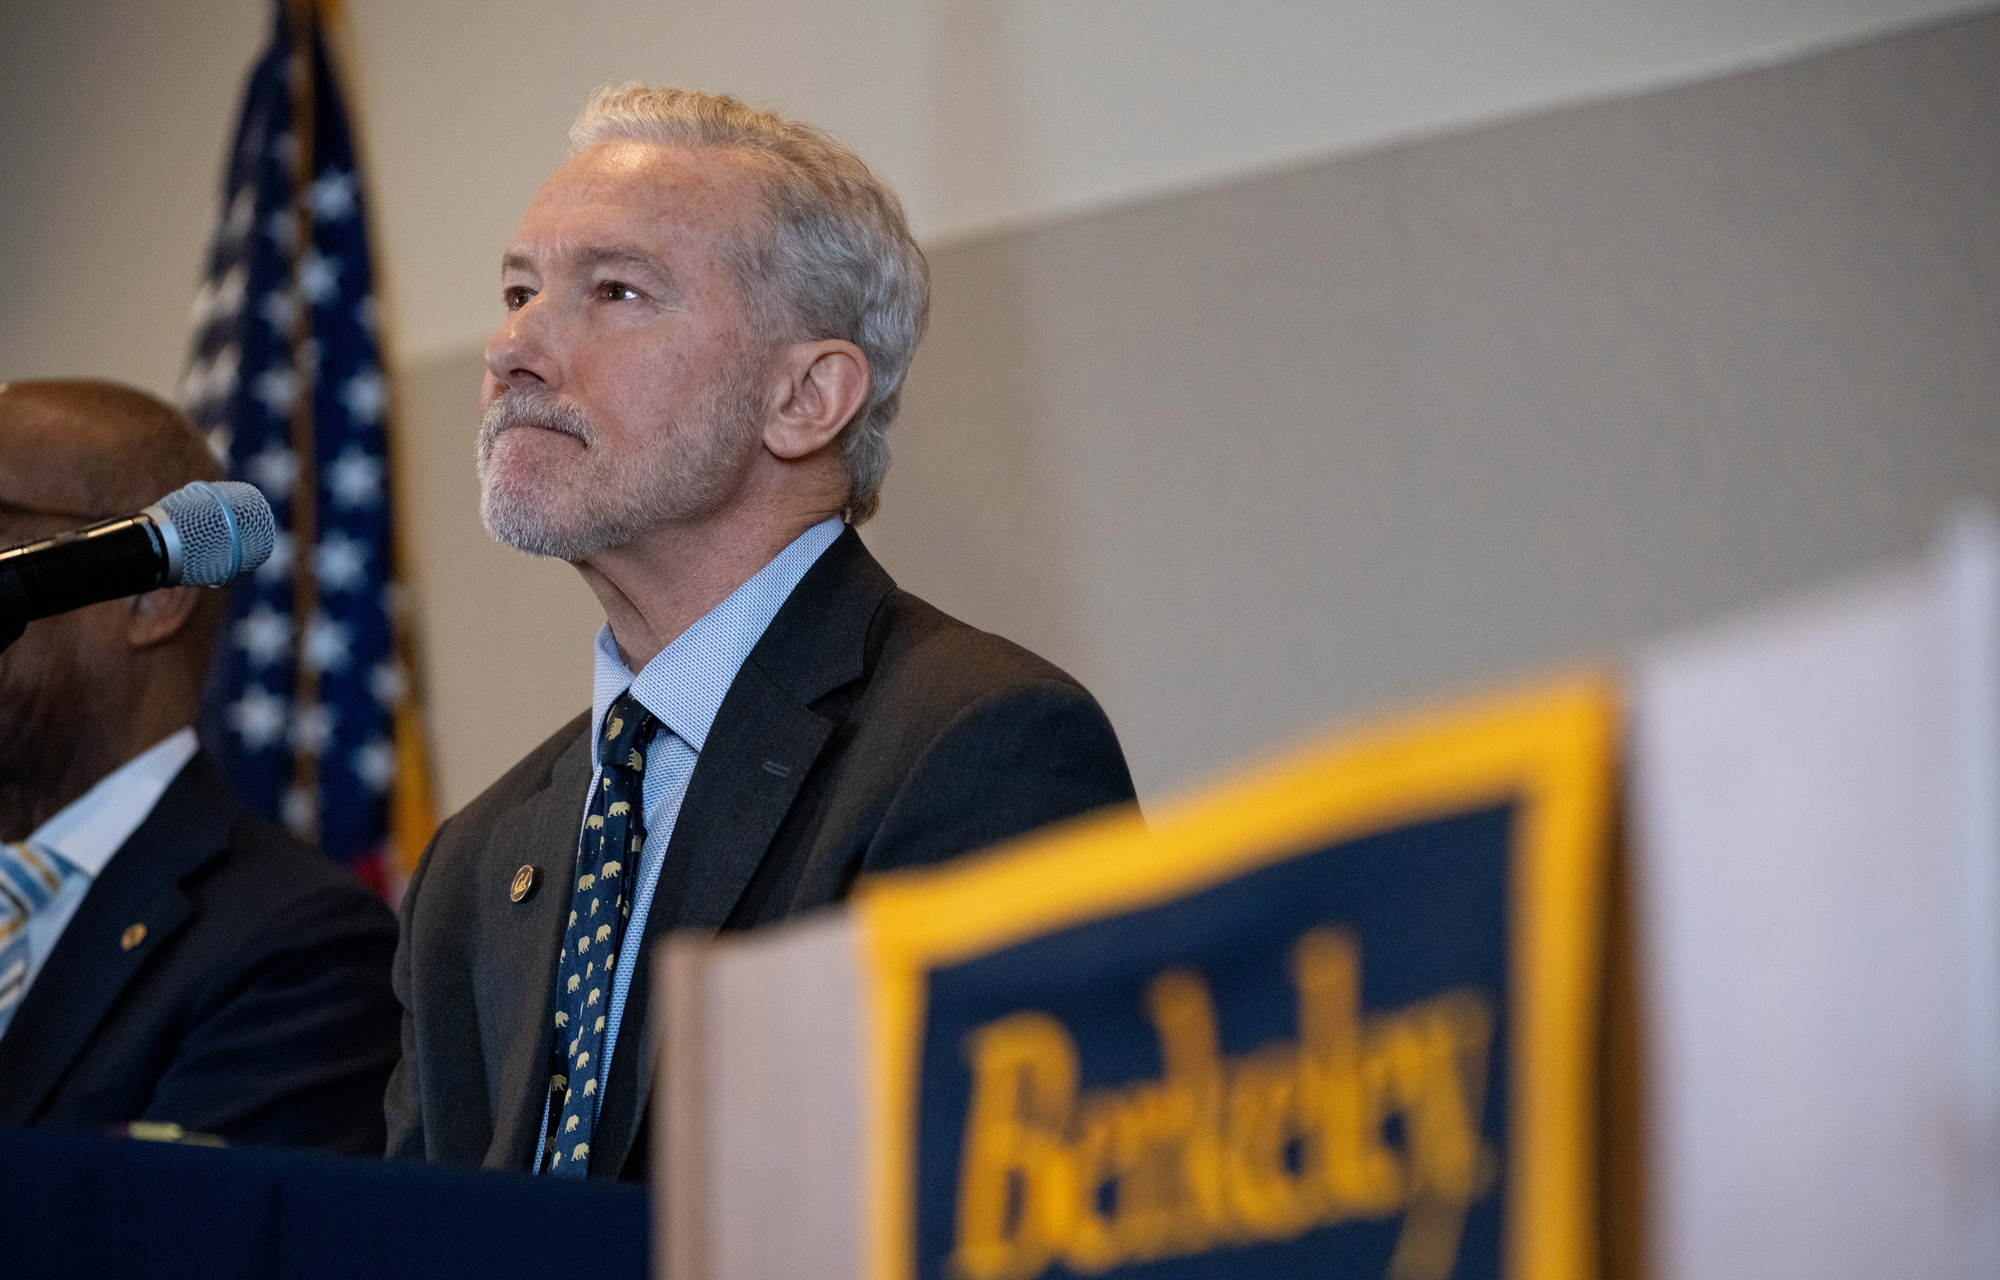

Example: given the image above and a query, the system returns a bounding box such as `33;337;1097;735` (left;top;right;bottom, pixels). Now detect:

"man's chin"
483;492;563;555
479;482;617;561
477;443;580;524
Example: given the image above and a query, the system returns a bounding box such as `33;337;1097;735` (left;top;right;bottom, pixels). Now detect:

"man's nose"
484;301;559;392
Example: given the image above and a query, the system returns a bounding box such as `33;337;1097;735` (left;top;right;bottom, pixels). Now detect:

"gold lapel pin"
120;923;147;951
510;865;539;903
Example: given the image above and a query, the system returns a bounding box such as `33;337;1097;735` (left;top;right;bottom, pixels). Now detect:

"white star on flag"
340;369;386;425
368;660;406;706
303;611;353;673
268;130;298;168
308;169;357;222
290;701;338;753
232;605;291;667
264;207;298;253
257;530;295;584
298;249;341;304
228;686;289;751
329;447;383;508
353;739;396;792
245;446;297;500
316;531;369;593
253;367;298;419
260;288;299;336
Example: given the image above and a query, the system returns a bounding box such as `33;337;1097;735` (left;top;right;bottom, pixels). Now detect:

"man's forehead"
510;141;761;257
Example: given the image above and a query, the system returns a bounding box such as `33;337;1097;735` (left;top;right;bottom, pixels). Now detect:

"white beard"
476;367;763;561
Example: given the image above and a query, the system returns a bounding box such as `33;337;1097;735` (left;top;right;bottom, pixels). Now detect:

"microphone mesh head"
157;480;277;586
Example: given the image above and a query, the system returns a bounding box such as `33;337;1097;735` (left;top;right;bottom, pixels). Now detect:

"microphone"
0;480;276;651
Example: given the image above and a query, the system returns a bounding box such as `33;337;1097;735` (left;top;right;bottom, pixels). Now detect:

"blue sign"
856;677;1613;1280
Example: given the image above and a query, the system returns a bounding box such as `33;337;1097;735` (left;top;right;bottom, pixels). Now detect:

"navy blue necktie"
542;690;655;1176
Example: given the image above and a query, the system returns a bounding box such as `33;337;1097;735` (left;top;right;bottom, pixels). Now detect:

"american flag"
181;0;433;900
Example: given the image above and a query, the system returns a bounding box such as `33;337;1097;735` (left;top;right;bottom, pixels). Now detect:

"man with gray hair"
387;87;1134;1180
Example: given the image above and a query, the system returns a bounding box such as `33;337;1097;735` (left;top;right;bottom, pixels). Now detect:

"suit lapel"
655;666;836;933
481;724;595;1170
645;526;893;938
591;527;896;1176
0;754;234;1125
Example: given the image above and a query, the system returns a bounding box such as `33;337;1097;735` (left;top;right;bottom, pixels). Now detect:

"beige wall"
2;0;1980;386
876;6;2000;799
345;0;1988;362
0;0;262;399
398;12;2000;808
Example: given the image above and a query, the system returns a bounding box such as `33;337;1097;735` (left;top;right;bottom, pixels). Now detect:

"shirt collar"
590;518;845;761
28;727;200;878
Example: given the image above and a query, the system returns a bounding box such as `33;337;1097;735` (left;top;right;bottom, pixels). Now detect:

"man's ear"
126;586;204;649
763;339;870;461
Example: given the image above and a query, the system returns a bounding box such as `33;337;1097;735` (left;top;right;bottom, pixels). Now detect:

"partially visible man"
388;87;1136;1179
0;380;400;1153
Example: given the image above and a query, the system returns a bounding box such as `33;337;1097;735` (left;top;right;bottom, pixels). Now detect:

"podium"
0;1125;646;1279
655;513;2000;1280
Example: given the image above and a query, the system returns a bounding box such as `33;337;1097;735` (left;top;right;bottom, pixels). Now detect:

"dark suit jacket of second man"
0;753;401;1151
387;528;1136;1178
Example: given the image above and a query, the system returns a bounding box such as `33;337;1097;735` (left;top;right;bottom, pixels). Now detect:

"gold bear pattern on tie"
542;689;657;1176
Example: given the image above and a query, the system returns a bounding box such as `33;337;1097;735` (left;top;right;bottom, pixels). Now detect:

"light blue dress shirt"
537;516;843;1158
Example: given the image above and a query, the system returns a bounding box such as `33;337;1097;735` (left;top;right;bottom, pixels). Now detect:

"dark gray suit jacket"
386;528;1136;1179
0;751;402;1153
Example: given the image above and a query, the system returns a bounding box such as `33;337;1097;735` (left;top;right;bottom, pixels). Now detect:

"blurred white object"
658;913;867;1280
1633;508;2000;1280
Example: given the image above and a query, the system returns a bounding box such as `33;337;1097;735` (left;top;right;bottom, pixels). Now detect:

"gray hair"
570;85;929;524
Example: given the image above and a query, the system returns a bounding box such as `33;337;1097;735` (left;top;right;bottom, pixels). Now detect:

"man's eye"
502;286;534;310
600;281;640;302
